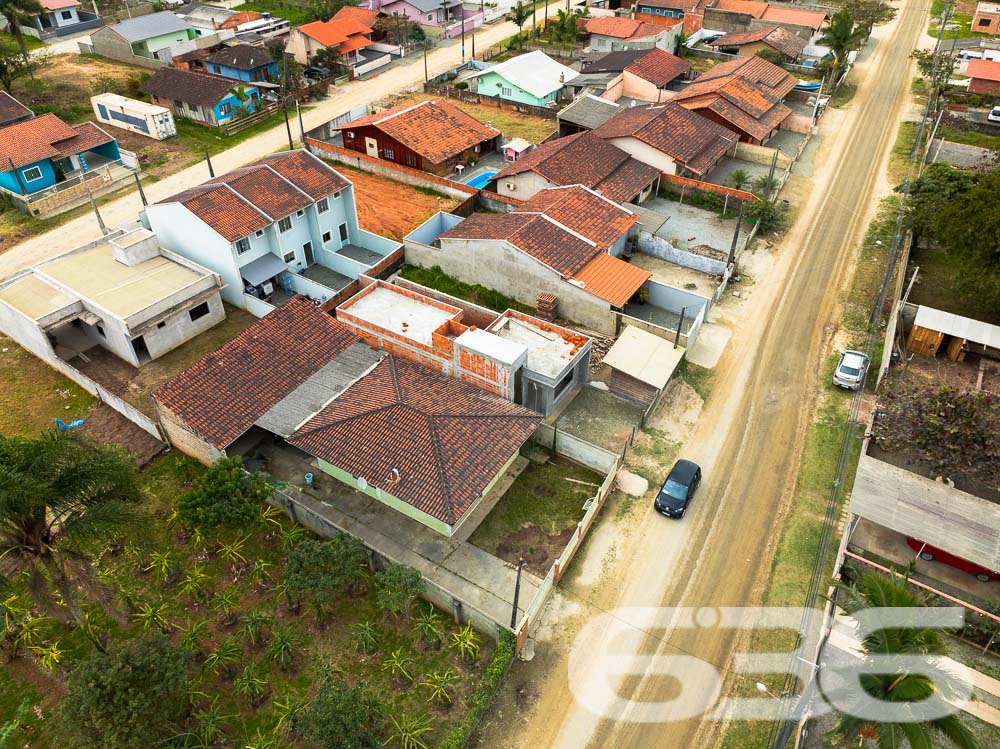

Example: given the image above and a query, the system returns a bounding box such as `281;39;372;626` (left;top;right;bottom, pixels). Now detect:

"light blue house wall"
206;61;279;83
0;140;121;195
213;87;260;123
473;71;559;106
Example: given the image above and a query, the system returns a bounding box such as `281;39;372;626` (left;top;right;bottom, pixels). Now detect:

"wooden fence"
220;103;281;136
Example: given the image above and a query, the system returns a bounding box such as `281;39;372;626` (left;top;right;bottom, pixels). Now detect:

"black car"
653;459;702;518
303;66;331;80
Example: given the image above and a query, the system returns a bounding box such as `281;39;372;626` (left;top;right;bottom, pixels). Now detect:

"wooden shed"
603;325;684;405
906;305;1000;362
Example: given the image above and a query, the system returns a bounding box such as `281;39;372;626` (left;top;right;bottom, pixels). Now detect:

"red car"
906;538;998;583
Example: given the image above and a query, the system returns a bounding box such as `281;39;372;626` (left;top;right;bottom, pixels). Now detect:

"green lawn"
234;1;313;26
1;452;501;748
935;122;1000;151
0;30;45;51
398;265;534;314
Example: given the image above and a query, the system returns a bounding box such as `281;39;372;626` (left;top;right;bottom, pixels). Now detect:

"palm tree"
817;9;866;85
0;0;42;58
506;1;531;49
0;431;145;626
825;569;978;748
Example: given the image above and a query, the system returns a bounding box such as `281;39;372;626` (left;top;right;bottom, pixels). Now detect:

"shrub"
176;457;271;531
302;670;385;749
55;633;189;749
284;536;368;627
439;630;516;749
375;565;425;619
742;200;788;232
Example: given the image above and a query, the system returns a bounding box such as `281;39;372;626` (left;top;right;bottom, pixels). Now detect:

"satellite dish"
357;477;368;491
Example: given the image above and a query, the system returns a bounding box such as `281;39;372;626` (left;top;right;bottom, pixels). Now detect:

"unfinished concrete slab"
643;198;740;255
705;156;772;189
685;322;731;369
768;129;808;158
630;252;724;301
555;385;644;453
302;264;352;292
340;283;460;345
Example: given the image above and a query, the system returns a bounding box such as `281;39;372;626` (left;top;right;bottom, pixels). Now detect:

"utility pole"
296;99;305;144
203;145;214;178
510;558;526;629
423;41;429;83
133;171;147;206
87;189;108;235
282;103;294;150
728;202;744;266
765;149;778;200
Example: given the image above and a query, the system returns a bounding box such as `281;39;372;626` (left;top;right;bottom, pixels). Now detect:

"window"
255;229;265;237
219;102;233;116
188;302;211;322
283;251;295;263
316;198;329;213
157;321;166;329
980;18;991;27
174;99;183;110
234;237;251;254
338;223;349;242
60;10;73;19
95;323;105;338
21;166;43;182
406;154;417;166
501;86;513;97
278;216;292;233
296;209;304;216
427;13;433;19
322;231;332;243
383;146;395;160
332;191;342;200
211;64;220;73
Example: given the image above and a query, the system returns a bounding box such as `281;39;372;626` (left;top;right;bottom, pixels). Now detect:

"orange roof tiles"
586;16;661;40
331;99;500;165
0;113;111;169
967;59;1000;82
708;26;806;58
760;6;827;29
571;252;651;308
625;48;692;87
332;5;380;27
155;297;361;450
518;185;639;251
713;0;768;18
289;356;540;526
297;17;373;53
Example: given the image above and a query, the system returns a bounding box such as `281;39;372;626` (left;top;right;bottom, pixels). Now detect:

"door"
364;137;379;158
302;241;314;265
338;223;349;244
131;335;151;365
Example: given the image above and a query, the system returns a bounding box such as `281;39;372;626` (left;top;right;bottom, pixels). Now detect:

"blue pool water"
464;170;497;189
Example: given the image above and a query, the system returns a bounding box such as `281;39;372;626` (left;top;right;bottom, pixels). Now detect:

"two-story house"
141;149;401;315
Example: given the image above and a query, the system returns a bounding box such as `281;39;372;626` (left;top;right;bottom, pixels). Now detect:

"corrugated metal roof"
110;11;192;42
570;253;650;308
913;305;1000;348
602;324;684;389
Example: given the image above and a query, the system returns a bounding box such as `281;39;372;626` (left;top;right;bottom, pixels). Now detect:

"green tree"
0;431;145;626
754;48;785;65
817;9;866;84
899;162;975;247
0;0;42;58
728;169;751;191
910;48;956;82
374;564;425;619
742;200;788;233
302;670;385;749
284;536;368;627
310;46;342;74
933;169;1000;310
0;39;42;93
845;0;897;38
55;633;189;749
506;1;531;48
825;570;978;748
176;456;270;531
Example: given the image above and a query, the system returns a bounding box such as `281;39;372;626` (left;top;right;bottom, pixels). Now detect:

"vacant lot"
337;164;461;240
394;92;558;144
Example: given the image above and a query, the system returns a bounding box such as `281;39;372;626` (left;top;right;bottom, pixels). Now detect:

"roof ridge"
375;99;430;126
423;415;457;526
260;162;315;202
220;182;274;222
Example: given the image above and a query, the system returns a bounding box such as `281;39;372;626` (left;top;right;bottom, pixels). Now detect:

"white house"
468;51;580;106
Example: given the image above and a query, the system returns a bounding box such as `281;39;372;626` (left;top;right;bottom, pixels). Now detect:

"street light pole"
510;559;526;629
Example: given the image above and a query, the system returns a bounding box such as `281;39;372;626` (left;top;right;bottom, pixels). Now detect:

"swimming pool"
464;170;497;189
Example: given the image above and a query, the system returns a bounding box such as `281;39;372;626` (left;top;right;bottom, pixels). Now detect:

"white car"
988;106;1000;123
833;350;869;390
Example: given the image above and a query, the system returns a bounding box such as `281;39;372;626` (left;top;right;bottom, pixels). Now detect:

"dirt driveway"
473;3;929;748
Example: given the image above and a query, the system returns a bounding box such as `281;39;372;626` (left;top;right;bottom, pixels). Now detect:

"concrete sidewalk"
264;445;541;635
1;19;522;279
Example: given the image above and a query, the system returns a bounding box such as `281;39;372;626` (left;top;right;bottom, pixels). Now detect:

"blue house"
0;113;121;196
141;67;261;127
203;44;279;84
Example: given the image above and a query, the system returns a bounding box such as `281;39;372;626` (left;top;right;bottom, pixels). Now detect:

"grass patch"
233;1;313;26
399;264;533;314
469;455;601;558
0;30;45;51
677;360;714;401
625;426;681;486
888;121;918;186
935;122;1000;150
827;80;858;109
0;335;97;434
908;244;1000;325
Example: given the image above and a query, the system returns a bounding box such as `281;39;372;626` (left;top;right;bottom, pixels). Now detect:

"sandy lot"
340;165;461;240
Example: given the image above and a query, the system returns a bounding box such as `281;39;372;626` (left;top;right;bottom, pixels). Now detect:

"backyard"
393;92;558;144
338;167;462;241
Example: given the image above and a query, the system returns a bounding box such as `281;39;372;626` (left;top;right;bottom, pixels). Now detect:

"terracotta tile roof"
760;6;827;29
51;122;115;159
675;69;793;141
332;5;380;27
633;13;684;30
593;102;737;175
695;55;795;97
586;16;661;40
625;48;692;87
205;44;275;71
0;112;87;169
967;59;1000;82
297;17;373;53
218;11;264;30
493;132;659;203
709;26;806;58
571;253;651;308
289;356;540;526
160;150;350;241
141;67;247;108
516;186;639;253
40;0;80;9
330;99;499;164
155;297;360;450
0;91;32;128
713;0;768;18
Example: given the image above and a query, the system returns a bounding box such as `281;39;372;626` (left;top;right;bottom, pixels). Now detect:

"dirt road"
482;3;928;749
0;21;521;278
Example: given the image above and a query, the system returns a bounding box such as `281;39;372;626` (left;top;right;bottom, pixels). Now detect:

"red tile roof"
517;185;639;251
713;0;768;18
159;150;350;241
967;58;1000;82
0;91;32;128
155;296;361;450
593;102;737;175
0;113;113;170
297;17;373;54
330;99;500;164
708;26;806;58
695;55;795;96
586;17;662;40
289;356;540;526
218;11;264;30
493;132;660;203
332;5;380;27
571;253;651;308
760;6;827;30
625;48;692;87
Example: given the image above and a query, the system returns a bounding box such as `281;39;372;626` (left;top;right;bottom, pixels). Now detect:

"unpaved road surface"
478;3;927;748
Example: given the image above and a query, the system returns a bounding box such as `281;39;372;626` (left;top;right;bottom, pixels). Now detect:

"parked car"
303;66;331;81
906;537;997;582
832;350;869;390
988;106;1000;123
653;459;702;518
